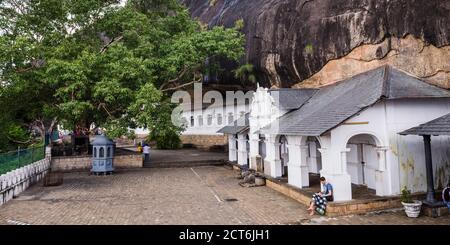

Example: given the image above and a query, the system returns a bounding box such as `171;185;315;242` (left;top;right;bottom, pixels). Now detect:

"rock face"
182;0;450;89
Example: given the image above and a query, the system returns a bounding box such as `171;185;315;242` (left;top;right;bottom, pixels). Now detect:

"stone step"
423;204;450;218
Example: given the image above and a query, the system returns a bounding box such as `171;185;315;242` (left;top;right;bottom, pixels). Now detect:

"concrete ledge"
265;177;408;217
51;154;143;172
145;160;225;168
181;135;228;151
423;203;450;218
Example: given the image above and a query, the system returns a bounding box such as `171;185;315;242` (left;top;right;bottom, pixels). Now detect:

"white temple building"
218;66;450;202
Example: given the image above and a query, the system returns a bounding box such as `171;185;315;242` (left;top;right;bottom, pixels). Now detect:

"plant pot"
402;200;422;218
255;176;266;186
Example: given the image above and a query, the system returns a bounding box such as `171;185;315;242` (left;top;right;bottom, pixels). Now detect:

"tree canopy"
0;0;245;150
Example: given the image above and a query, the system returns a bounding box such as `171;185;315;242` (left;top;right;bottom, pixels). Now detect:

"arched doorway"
279;135;289;177
346;134;381;192
307;137;322;175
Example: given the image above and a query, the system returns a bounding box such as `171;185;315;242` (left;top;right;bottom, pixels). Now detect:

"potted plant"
401;187;422;218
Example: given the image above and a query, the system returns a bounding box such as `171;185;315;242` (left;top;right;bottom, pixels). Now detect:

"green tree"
0;0;245;150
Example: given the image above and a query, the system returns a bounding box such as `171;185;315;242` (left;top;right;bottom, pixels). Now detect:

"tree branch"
100;35;124;54
98;103;113;117
161;75;202;92
15;59;46;74
7;136;31;144
49;117;58;133
159;66;190;90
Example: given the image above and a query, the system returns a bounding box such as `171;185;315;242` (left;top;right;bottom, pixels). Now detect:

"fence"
0;157;50;206
0;146;45;175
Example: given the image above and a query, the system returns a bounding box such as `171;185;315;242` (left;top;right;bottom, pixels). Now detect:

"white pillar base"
320;171;352;201
229;149;237;162
228;136;237;162
375;170;389;196
288;165;309;188
249;142;259;170
269;159;282;178
237;150;248;166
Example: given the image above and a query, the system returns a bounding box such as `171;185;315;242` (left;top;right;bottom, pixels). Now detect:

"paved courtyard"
0;165;449;225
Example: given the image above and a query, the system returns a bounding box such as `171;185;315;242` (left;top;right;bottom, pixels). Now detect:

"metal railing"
0;145;45;175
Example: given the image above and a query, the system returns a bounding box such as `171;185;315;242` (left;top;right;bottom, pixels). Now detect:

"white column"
340;148;351;174
249;134;259;170
317;148;329;172
319;147;352;202
237;134;248;166
376;147;388;172
299;145;310;186
265;135;282;178
308;141;319;174
286;136;310;188
375;147;389;196
228;135;237;162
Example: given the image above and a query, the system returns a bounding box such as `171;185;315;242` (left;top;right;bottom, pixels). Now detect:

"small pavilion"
400;113;450;215
217;113;250;167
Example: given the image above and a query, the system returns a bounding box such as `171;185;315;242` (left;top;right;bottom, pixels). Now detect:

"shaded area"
277;174;378;201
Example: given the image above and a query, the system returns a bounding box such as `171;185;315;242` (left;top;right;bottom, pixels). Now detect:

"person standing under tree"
143;143;150;163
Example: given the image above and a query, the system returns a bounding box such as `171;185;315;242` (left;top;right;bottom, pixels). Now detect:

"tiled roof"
217;113;250;135
269;88;318;110
260;66;450;136
400;113;450;136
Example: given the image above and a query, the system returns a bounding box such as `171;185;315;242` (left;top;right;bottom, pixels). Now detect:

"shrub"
401;187;413;203
148;128;182;150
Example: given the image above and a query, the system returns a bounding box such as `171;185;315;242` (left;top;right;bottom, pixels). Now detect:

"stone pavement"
0;166;448;225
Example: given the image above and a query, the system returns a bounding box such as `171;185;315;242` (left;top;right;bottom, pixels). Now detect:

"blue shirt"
322;183;333;196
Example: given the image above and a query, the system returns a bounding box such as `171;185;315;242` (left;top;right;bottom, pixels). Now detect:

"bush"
401;187;413;203
148;129;182;150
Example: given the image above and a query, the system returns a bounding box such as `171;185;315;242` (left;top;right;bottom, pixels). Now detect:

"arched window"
228;113;234;124
217;114;223;125
107;147;111;157
198;115;203;126
207;114;213;126
99;147;104;158
94;147;97;157
190;116;195;127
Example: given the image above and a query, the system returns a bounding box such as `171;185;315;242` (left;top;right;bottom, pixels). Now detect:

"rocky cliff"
182;0;450;89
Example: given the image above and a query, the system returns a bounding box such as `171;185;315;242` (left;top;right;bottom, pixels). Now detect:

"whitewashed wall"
0;154;51;206
182;103;249;136
135;103;250;137
322;98;450;201
385;98;450;194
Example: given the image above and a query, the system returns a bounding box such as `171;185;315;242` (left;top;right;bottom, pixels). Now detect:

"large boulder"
182;0;450;89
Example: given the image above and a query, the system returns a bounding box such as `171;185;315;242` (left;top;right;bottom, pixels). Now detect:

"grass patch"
0;146;45;175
